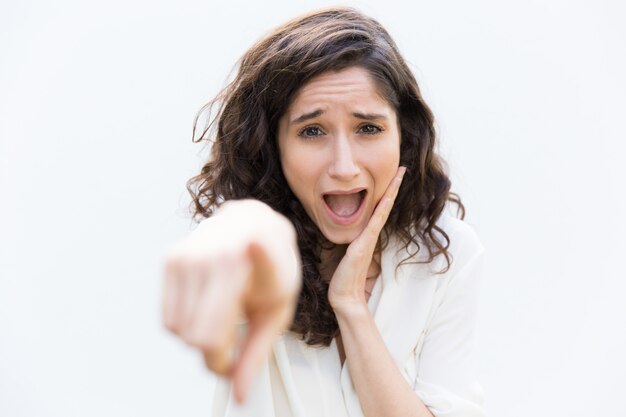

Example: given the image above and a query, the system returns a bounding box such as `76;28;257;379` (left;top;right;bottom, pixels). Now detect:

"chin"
321;227;362;245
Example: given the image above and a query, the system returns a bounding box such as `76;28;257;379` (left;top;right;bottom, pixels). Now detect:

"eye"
358;124;384;135
297;126;325;139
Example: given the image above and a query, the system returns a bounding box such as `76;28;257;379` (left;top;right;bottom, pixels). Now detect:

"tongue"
325;193;362;217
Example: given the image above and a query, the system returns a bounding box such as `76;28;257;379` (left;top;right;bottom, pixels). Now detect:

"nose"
328;134;360;180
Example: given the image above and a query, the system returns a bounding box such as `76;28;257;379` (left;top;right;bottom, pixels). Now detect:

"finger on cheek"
387;167;405;202
395;167;406;186
385;167;404;198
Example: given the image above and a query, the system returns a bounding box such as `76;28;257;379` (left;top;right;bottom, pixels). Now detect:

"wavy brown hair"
186;6;465;347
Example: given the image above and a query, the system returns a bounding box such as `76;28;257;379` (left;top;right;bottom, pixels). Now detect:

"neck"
318;241;382;283
319;244;347;282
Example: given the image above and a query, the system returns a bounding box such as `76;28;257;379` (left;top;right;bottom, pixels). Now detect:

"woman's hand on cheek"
327;166;406;315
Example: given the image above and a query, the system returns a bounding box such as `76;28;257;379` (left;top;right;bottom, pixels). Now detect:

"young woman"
163;7;486;417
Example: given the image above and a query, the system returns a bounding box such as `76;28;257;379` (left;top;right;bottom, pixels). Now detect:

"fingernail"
395;169;405;184
399;166;407;177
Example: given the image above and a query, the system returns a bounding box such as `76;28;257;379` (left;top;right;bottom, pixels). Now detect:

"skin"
163;66;434;416
162;200;302;403
275;68;432;416
277;65;401;246
327;167;438;417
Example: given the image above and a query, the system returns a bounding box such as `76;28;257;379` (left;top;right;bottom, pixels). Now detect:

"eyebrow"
289;109;388;125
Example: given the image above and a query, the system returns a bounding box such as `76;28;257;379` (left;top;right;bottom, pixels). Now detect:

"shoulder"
428;214;486;302
386;213;485;277
436;213;485;266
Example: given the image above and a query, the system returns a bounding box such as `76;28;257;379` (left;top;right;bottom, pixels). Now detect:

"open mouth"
322;189;367;218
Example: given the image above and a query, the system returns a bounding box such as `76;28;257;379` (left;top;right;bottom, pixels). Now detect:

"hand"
327;166;406;313
161;199;301;404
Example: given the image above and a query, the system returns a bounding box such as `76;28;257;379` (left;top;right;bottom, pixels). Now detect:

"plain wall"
1;0;625;416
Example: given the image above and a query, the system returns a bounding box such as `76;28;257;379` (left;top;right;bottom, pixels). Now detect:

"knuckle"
163;272;178;290
161;307;180;336
188;258;211;277
185;329;228;353
201;334;221;349
163;315;180;334
164;256;184;275
168;261;199;285
193;337;220;353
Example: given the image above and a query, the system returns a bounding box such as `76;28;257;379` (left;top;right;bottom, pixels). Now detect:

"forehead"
286;66;392;115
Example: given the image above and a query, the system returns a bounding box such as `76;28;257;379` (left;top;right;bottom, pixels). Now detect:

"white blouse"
211;214;486;417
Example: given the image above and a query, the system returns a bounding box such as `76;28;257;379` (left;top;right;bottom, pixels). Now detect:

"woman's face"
277;66;401;244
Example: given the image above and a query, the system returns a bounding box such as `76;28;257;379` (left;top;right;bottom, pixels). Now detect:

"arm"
411;248;486;417
327;167;433;416
327;167;485;416
334;303;435;417
334;245;486;417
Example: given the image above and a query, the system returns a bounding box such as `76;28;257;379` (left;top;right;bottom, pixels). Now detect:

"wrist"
331;298;370;320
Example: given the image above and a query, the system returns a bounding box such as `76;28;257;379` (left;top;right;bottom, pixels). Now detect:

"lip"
321;188;368;226
323;187;367;195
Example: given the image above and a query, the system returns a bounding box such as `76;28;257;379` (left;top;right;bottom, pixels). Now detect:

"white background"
1;1;625;416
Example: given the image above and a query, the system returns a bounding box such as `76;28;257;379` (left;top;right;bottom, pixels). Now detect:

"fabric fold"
210;214;486;417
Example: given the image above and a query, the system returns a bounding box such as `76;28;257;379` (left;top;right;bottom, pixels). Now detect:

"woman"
163;6;486;417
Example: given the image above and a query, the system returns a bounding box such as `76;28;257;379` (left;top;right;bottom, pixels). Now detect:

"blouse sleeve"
412;246;487;417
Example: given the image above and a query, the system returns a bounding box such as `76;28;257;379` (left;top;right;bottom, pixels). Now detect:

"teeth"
324;191;365;217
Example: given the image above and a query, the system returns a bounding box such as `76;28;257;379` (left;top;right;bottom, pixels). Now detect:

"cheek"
370;141;401;197
280;148;317;202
